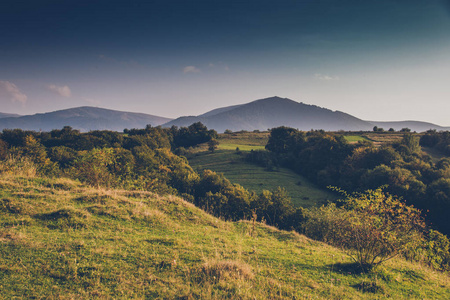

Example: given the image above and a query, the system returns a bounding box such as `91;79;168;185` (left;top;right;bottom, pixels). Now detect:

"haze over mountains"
0;97;448;132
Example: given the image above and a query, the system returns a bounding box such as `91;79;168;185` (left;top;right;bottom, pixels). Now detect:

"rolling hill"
0;106;172;132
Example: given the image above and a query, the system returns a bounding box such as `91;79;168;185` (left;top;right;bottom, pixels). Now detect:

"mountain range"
0;106;171;132
164;97;450;132
0;112;21;119
0;97;448;132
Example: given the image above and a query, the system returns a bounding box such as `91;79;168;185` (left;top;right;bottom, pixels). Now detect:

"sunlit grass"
343;135;370;143
1;173;449;299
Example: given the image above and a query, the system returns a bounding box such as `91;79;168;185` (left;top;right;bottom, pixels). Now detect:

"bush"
423;230;450;271
303;188;426;272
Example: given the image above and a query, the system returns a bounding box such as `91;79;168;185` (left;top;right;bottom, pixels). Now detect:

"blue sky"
1;0;450;125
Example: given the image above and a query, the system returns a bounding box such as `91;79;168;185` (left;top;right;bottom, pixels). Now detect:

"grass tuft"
197;259;254;283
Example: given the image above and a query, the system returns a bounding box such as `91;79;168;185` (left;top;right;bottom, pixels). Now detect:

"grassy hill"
1;171;450;299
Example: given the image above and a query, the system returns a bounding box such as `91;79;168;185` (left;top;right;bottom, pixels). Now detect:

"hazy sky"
1;0;450;125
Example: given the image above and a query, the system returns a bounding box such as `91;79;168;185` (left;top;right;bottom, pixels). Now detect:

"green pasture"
343;135;370;143
188;149;336;207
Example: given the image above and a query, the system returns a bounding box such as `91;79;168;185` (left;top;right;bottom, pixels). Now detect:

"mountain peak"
164;96;372;132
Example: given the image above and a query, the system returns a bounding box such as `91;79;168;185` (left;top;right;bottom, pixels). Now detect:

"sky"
1;0;450;125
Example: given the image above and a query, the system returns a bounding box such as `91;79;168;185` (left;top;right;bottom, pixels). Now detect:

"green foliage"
303;188;426;272
171;122;218;148
266;126;305;154
69;148;118;188
398;134;420;156
265;127;450;236
0;139;7;160
373;126;385;132
423;230;450;271
420;130;450;156
251;187;296;229
208;138;219;152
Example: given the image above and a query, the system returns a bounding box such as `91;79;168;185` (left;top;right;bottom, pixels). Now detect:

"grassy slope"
1;173;450;299
188;132;336;207
189;150;335;207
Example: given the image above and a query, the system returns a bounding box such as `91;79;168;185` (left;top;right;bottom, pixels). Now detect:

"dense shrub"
303;188;426;272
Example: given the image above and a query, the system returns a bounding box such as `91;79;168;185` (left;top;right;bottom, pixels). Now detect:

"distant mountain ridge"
368;121;450;133
164;97;374;132
0;112;21;119
1;97;448;132
0;106;172;132
164;97;450;132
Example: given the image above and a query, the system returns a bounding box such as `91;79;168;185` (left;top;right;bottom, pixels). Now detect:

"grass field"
189;149;337;208
1;171;449;299
343;135;371;143
218;131;269;151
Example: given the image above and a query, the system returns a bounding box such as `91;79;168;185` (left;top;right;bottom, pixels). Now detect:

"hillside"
0;106;172;132
1;171;449;299
164;96;374;132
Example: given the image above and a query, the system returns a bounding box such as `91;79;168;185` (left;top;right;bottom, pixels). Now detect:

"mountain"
2;98;448;133
0;112;20;119
0;106;172;132
164;96;374;132
368;121;450;132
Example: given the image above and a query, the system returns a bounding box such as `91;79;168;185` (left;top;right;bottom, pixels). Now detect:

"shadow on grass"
327;262;367;275
352;280;385;294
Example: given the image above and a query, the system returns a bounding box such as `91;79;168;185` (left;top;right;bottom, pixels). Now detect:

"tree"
0;139;7;160
208;139;219;152
399;134;420;155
